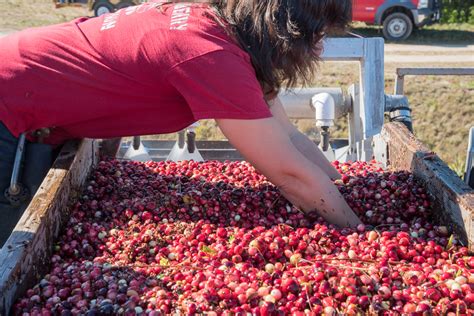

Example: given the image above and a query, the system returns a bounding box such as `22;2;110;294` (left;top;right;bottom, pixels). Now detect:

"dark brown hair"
162;1;352;95
213;0;352;95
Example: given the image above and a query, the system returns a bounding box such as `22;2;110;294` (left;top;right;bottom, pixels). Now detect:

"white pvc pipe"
312;93;335;127
278;88;348;119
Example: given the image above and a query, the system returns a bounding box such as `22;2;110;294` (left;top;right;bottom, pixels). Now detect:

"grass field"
353;22;474;44
1;0;473;175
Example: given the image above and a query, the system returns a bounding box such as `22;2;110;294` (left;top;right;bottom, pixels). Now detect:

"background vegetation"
440;0;474;24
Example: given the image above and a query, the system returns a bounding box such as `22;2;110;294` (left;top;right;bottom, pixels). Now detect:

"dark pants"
0;122;54;247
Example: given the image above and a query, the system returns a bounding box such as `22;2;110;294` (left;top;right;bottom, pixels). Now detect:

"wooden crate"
0;140;98;314
378;123;474;250
0;123;473;314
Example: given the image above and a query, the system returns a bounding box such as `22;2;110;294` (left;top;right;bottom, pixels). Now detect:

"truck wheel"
93;1;115;17
116;1;135;10
382;12;413;41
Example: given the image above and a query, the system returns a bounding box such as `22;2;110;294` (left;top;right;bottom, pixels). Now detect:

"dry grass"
1;0;473;172
352;22;474;44
0;0;89;30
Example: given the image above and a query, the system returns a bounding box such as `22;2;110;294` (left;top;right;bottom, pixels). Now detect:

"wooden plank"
381;123;474;250
0;139;97;315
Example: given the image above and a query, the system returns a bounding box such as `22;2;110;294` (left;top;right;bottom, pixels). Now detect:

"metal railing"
393;67;474;187
394;67;474;95
466;127;474;188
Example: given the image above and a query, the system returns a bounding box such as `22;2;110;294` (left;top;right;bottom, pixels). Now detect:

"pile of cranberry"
14;160;473;315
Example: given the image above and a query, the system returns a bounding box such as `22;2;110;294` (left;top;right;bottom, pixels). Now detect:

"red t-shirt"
0;2;271;144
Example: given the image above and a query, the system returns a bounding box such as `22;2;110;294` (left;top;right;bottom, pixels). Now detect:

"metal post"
394;74;405;95
132;136;141;150
466;127;474;188
9;133;26;195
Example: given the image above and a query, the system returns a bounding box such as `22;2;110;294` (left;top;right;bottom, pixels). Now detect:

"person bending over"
0;0;361;243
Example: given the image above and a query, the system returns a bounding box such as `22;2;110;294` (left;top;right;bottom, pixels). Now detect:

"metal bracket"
4;183;29;206
166;124;203;162
321;38;385;138
466;127;474;188
123;136;151;162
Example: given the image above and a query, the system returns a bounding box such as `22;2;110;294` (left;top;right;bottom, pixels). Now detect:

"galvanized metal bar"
347;84;361;162
322;37;386;141
466;127;474;188
397;68;474;77
359;38;385;139
394;67;474;94
320;38;365;61
394;74;405;95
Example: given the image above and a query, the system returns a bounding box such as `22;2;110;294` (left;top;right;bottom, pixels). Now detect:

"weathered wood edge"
0;139;97;315
381;123;474;250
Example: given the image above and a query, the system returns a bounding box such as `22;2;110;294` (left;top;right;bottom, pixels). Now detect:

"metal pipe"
394;67;474;95
389;108;413;133
9;133;26;195
312;93;336;152
187;131;196;154
278;87;349;119
394;74;405;95
178;130;185;149
397;67;474;77
320;127;330;152
385;94;413;132
385;95;409;112
132;136;141;150
465;127;474;188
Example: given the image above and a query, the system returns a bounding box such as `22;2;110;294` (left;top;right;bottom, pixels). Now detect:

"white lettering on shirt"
101;2;165;31
124;5;138;15
100;11;121;31
170;3;192;31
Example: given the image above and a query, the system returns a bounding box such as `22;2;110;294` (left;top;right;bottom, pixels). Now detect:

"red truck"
56;0;441;41
353;0;441;40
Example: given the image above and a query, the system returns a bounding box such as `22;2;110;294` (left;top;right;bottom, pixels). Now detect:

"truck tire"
116;1;135;10
93;0;115;17
382;12;413;41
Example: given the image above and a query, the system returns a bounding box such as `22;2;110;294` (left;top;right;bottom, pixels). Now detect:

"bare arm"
216;117;361;228
267;97;341;180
